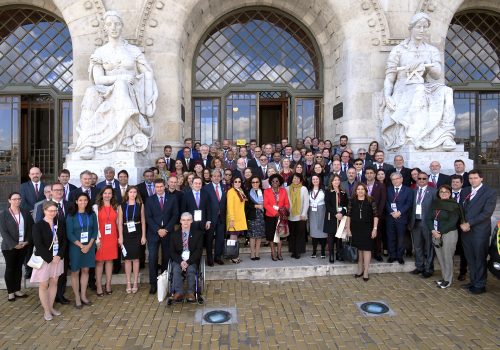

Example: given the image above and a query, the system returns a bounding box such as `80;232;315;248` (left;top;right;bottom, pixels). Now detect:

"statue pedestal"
387;144;474;175
64;151;152;186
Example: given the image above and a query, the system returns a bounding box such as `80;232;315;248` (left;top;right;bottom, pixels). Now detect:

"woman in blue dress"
66;192;98;309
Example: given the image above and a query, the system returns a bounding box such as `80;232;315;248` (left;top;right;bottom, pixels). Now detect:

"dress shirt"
469;183;483;200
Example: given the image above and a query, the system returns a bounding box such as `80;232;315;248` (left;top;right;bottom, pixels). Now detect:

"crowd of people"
0;135;497;320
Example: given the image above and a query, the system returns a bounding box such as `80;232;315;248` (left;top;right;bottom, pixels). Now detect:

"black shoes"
411;269;422;275
438;281;450;289
374;255;383;262
387;258;396;263
461;283;473;289
214;258;224;265
55;296;70;305
422;272;433;278
398;258;405;265
468;286;486;295
149;285;157;295
354;273;363;278
329;255;335;263
457;274;466;281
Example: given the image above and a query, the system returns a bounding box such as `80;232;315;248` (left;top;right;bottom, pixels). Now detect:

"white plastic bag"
157;270;168;302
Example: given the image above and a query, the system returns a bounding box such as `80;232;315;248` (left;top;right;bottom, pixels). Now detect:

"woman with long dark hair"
324;174;349;263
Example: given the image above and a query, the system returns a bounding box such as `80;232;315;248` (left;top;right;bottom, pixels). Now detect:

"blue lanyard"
77;213;89;231
125;204;136;222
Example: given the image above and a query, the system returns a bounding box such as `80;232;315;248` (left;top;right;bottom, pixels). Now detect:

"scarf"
233;187;247;202
249;189;263;205
290;183;302;217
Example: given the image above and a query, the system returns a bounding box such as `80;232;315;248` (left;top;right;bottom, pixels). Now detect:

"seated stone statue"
75;11;158;159
381;12;456;151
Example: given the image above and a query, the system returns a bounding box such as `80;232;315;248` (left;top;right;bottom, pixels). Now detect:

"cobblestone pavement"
0;273;498;349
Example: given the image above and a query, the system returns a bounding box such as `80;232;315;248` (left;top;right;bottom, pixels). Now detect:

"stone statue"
75;11;158;160
381;12;456;151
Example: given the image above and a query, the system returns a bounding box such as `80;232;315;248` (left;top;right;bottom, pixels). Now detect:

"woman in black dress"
346;183;378;281
117;186;146;294
323;174;349;263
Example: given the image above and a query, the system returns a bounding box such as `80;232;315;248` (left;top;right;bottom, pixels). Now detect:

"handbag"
27;239;54;270
335;216;348;239
223;238;239;259
275;218;289;238
157;270;168;302
340;238;358;262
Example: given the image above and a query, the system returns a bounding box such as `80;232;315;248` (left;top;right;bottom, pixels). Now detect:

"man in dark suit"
181;177;211;232
409;172;437;277
51;182;71;304
175;137;200;161
256;156;274;180
199;144;213;169
57;169;77;202
68;170;99;206
232;158;247;180
363;166;386;261
20;166;45;213
356;148;373;169
247;147;263;170
391;155;412;187
179;147;196;172
386;172;413;264
202;169;226;266
169;212;204;302
451;174;470;281
137;169;156;204
339;151;353;174
352;158;366;184
331;160;347;182
145;179;179;294
117;170;131;200
373;150;395;178
429;161;451;187
341;168;358;198
96;166;122;203
460;169;497;294
454;159;470;188
224;150;237;171
163;145;176;172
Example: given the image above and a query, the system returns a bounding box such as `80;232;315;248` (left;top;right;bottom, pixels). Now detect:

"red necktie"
215;185;220;202
159;196;164;210
34;183;39;196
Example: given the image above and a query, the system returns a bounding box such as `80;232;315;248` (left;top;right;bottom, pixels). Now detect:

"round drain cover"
203;310;231;324
360;302;389;315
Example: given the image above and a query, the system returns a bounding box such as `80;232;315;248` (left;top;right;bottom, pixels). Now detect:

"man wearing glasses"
352;158;366;183
356;148;372;169
409;172;437;277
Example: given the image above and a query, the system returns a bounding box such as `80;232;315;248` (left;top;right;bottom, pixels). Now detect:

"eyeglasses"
358;152;366;155
251;181;260;184
417;177;428;180
439;190;451;194
260;158;268;162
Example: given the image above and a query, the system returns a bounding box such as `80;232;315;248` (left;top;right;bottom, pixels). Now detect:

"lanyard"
311;189;320;201
126;203;136;222
51;223;57;241
103;206;111;224
9;209;20;227
393;189;400;203
77;213;90;231
434;209;441;220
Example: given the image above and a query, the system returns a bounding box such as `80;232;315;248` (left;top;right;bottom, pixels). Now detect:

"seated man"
169;212;204;302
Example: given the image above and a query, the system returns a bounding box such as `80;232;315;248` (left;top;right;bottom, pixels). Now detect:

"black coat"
0;208;33;250
170;228;204;266
32;219;67;263
323;190;348;234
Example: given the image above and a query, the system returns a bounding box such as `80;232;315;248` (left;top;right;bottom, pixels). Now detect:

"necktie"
148;184;153;196
35;183;39;196
63;186;66;199
215;185;220;201
378;164;382;170
166;158;170;168
432;175;437;185
395;187;399;195
453;192;459;202
159;196;164;210
417;188;423;204
342;164;346;172
57;203;64;217
195;192;200;208
183;232;188;250
86;189;91;199
186;159;190;168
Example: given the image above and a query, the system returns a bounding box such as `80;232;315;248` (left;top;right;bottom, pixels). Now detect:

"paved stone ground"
0;272;498;349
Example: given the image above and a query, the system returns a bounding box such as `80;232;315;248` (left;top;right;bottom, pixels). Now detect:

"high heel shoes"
354;273;363;278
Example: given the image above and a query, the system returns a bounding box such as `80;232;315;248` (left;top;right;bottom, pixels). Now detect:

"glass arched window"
445;11;499;186
193;8;322;145
0;7;73;92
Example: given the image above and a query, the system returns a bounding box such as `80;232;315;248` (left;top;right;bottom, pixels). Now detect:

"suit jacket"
224;159;237;171
176;148;200;161
181;190;211;229
409;186;437;229
462;184;497;236
145;193;179;235
255;164;277;180
331;172;347;182
20;181;45;212
0;208;33;250
365;181;386;217
63;183;77;202
169;228;204;266
386;185;413;224
180;158;195;172
390;167;412;187
202;182;226;225
247;158;261;171
163;157;176;172
430;173;451;187
232;169;245;180
200;155;213;169
323;190;348;234
341;180;358;198
137;181;155;204
68;187;99;206
32;219;67;263
459;172;470;188
96;179;123;203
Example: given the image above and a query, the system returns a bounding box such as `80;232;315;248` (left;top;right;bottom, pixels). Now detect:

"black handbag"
340;238;358;262
223;238;239;259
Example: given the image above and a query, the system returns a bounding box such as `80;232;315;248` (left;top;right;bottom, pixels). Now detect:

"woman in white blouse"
286;173;310;259
308;175;327;258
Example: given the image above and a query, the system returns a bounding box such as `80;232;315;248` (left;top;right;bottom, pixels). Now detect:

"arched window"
445;11;499;187
192;8;323;145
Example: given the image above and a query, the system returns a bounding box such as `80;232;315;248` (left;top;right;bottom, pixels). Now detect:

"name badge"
181;251;190;261
433;220;439;231
311;203;318;212
121;245;127;258
227;239;237;246
18;230;24;243
104;223;112;235
273;205;279;211
127;221;136;232
391;203;398;212
53;243;59;256
337;207;343;212
194;210;202;222
80;231;89;244
415;204;422;215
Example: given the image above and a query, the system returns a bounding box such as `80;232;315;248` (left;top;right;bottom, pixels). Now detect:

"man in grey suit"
409;172;437;278
341;168;358;198
460;169;497;294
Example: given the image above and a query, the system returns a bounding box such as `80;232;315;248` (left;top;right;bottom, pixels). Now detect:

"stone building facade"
0;0;498;194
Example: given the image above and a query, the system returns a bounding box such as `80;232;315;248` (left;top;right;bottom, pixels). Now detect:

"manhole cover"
355;301;395;317
203;310;231;324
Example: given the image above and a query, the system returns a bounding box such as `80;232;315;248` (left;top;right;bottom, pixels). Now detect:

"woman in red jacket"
263;174;290;261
